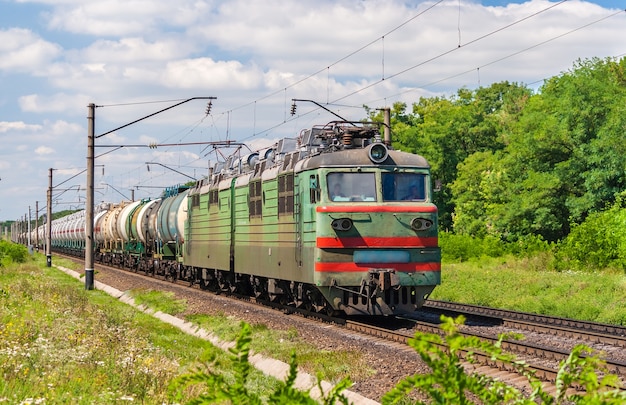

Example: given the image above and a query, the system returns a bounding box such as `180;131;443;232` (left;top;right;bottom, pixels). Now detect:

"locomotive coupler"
368;268;400;291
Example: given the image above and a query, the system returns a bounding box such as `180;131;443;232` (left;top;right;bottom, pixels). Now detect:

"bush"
555;202;626;272
440;232;483;263
0;240;29;266
440;232;550;263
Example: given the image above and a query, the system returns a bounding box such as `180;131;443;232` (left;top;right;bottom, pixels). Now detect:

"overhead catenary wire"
94;1;624;198
244;1;625;141
371;7;626;104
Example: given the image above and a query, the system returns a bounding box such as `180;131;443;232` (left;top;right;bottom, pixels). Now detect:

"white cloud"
0;28;62;73
161;58;263;90
19;93;92;114
0;121;43;133
42;0;213;36
35;146;55;155
80;37;195;64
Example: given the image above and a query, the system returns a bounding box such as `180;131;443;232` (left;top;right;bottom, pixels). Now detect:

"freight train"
28;120;441;316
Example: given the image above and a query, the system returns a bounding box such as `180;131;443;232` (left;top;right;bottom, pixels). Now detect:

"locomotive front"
300;124;441;315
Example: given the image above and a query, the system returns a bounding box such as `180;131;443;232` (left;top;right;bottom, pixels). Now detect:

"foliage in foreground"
173;317;626;405
383;316;626;404
169;322;352;404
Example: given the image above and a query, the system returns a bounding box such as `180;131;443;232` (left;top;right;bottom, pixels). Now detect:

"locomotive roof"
192;120;430;192
297;147;430;171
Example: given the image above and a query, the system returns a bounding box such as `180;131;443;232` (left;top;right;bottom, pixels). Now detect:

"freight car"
39;120;440;316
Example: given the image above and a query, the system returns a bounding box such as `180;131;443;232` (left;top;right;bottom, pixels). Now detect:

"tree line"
368;56;626;270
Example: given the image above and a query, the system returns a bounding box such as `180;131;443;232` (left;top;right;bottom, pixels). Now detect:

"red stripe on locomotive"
315;262;441;272
316;205;438;213
316;236;438;248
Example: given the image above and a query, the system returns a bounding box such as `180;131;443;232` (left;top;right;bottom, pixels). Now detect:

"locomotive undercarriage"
323;269;431;315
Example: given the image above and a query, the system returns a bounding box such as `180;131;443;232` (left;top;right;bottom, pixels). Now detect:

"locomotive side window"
309;175;320;203
208;189;219;208
191;194;200;207
249;180;262;218
327;172;376;202
278;173;294;216
382;173;427;201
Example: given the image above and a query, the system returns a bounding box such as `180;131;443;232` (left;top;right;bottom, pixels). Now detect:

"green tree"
447;57;626;242
393;82;531;230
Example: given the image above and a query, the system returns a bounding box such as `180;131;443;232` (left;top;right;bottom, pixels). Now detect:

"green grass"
430;254;626;325
0;254;373;404
130;288;187;315
0;259;282;404
186;313;375;383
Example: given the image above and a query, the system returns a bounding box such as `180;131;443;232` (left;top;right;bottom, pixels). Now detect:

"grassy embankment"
0;252;372;404
430;252;626;325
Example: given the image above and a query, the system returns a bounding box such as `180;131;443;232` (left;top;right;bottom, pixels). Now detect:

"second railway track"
58;252;626;396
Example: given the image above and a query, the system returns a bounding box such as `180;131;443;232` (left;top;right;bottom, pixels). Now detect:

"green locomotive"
184;121;440;315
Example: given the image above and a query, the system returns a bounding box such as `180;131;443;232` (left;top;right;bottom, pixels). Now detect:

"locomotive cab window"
382;172;427;201
327;172;376;202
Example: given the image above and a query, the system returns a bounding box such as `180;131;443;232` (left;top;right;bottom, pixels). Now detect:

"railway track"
424;300;626;346
57;253;626;395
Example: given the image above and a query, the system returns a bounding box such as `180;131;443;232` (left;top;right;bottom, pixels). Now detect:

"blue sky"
1;0;624;222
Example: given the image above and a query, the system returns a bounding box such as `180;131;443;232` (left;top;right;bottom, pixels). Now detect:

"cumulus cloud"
161;58;263;90
0;28;62;73
80;37;195;64
19;93;92;114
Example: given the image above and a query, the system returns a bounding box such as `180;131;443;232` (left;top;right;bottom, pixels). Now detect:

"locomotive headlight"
368;143;388;164
411;217;433;231
332;218;353;232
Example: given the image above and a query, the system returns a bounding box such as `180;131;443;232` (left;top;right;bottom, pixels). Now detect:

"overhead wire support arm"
290;98;353;124
95;96;217;139
145;162;197;181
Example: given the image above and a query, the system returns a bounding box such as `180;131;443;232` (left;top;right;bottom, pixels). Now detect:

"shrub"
441;232;552;264
555;202;626;272
0;240;29;266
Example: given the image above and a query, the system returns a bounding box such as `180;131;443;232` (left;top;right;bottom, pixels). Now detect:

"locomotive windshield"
327;172;427;202
327;172;376;202
382;172;427;201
